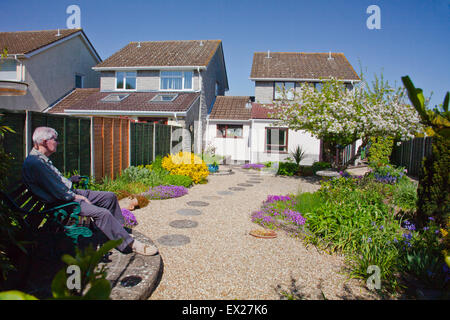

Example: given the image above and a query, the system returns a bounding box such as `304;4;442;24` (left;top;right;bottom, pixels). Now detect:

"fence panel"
155;123;171;158
130;122;154;166
391;137;433;177
30;112;91;176
0;109;26;187
92;117;129;182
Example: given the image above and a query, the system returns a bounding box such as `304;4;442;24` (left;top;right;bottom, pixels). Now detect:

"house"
48;40;229;154
0;29;101;111
206;51;360;165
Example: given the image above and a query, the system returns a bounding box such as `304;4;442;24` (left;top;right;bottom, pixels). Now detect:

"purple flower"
242;163;265;170
402;233;412;241
428;217;435;221
121;208;138;228
146;185;188;199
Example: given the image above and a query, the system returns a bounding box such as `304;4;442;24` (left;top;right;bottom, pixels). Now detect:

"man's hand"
74;194;92;204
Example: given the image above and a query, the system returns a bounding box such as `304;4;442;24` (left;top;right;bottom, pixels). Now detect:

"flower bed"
251;195;306;230
242;163;265;170
144;185;188;200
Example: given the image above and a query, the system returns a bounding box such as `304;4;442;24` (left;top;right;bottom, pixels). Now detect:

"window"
160;71;193;90
216;124;243;138
150;94;178;102
0;59;17;81
314;82;323;92
266;128;288;153
116;71;136;90
75;74;84;88
101;94;129;102
274;82;295;100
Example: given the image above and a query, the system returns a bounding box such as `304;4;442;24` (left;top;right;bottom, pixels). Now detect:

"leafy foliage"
402;76;449;229
368;136;395;165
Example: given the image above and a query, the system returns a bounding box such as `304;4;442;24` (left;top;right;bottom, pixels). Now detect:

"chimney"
55;29;61;37
266;50;271;58
199;40;204;46
327;51;334;60
137;41;141;48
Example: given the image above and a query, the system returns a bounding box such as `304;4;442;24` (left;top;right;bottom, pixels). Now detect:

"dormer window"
116;71;136;90
160;71;193;90
150;93;178;102
101;93;129;102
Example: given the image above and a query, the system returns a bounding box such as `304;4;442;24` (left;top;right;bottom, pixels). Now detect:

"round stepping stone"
246;180;261;184
169;219;198;229
217;191;233;195
202;195;222;200
229;187;245;191
237;183;253;187
157;234;190;246
176;208;202;216
186;201;209;207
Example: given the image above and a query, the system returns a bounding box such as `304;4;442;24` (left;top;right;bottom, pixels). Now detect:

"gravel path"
124;166;380;300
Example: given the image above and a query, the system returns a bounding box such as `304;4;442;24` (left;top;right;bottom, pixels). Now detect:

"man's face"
44;135;58;155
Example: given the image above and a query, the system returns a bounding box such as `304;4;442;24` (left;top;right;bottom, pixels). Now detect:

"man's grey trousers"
73;189;134;252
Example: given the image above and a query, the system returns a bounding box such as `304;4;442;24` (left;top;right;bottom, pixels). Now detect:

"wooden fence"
390;137;433;177
0;109;178;185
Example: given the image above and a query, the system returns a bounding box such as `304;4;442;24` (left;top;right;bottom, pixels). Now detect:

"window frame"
159;71;193;91
115;71;137;91
265;127;289;153
75;74;85;88
216;124;244;139
273;81;295;101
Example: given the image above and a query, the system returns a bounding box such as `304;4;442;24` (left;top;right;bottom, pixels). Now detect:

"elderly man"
22;126;158;256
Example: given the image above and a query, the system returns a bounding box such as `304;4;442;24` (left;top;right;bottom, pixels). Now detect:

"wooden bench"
0;182;93;245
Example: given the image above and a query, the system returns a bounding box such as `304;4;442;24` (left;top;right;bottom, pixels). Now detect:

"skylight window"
150;94;178;102
101;94;129;102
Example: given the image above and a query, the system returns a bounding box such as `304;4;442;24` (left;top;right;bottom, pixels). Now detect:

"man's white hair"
32;127;58;145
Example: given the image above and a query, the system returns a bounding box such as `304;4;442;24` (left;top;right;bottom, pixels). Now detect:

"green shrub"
277;162;298;176
368;136;394;165
416;134;450;228
163;174;193;188
393;178;418;211
311;161;331;174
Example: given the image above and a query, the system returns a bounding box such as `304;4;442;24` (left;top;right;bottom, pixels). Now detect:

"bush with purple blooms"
121;208;138;228
251;194;306;230
144;185;188;200
242;163;266;170
369;164;407;184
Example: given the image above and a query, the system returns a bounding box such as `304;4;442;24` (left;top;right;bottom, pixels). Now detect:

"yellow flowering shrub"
162;152;209;184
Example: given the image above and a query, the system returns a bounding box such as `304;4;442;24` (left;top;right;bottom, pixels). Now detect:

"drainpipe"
14;55;24;81
197;67;203;154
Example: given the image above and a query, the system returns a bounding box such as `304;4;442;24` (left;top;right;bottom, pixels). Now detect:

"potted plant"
208;161;219;173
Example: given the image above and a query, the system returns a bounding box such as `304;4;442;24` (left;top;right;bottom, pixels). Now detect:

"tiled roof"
0;29;84;55
209;97;277;121
47;88;200;114
251;103;274;119
95;40;222;68
209;96;252;120
250;52;360;81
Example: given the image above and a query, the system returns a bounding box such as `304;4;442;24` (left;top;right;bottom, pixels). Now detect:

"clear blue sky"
1;0;449;108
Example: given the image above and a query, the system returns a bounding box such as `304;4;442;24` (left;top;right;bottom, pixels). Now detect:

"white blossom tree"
266;75;424;168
